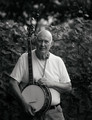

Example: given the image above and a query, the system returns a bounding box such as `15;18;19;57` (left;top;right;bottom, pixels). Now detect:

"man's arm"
9;78;35;116
38;77;72;93
51;81;72;93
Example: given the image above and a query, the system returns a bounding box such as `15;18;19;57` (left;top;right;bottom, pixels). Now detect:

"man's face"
36;31;52;54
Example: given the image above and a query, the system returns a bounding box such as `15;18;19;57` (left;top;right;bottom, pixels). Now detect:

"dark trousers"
20;105;65;120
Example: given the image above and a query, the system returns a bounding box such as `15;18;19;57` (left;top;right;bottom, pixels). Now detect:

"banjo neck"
27;22;35;85
28;37;34;85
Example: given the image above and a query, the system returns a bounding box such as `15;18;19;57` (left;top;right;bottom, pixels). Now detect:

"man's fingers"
31;107;36;116
38;79;44;85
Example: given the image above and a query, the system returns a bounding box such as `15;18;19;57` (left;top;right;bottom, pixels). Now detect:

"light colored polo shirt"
11;50;71;105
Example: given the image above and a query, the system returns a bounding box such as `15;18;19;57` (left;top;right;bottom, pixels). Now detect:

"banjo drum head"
22;84;46;112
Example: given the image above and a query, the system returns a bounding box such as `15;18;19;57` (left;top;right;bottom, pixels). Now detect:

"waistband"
50;104;60;110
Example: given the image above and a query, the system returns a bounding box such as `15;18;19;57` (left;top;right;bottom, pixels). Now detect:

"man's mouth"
40;47;46;50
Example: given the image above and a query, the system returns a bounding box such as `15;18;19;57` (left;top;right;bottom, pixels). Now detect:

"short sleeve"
10;54;25;83
58;57;71;83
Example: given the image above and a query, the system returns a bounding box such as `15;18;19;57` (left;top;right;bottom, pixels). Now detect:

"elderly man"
10;29;72;120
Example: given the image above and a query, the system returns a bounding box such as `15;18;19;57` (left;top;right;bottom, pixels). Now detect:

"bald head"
35;29;53;58
37;30;52;42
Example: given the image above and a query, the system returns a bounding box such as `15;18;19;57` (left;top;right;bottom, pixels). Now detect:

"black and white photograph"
0;0;92;120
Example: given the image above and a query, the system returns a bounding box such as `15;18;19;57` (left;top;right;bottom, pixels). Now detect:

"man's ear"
50;41;54;47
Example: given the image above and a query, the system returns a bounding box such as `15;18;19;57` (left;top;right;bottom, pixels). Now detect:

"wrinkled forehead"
37;30;52;42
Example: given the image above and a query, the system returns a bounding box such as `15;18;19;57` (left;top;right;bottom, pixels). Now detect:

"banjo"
21;21;52;116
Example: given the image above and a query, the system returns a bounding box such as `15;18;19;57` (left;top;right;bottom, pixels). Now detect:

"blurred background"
0;0;92;120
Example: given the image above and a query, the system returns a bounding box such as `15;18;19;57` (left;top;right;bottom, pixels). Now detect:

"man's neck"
35;50;49;60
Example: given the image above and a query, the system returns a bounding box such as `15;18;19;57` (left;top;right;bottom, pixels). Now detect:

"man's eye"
38;40;49;44
45;41;49;44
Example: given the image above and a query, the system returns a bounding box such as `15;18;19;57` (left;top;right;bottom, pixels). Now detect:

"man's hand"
22;102;36;116
38;77;55;87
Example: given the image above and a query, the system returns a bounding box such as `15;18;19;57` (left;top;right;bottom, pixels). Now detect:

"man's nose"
41;41;45;46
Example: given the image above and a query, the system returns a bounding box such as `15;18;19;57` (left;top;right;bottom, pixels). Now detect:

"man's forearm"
52;81;72;93
9;79;26;107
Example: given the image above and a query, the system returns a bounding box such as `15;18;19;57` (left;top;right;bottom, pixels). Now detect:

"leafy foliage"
0;0;92;24
0;20;28;76
49;18;92;87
